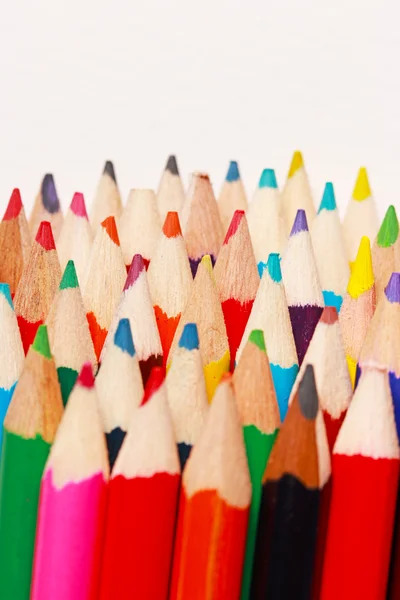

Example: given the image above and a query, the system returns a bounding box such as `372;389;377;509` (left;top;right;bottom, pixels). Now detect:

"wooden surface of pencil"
0;325;63;600
233;330;280;600
83;216;126;360
281;209;324;365
0;284;24;457
169;376;251;600
168;254;230;401
214;210;259;369
0;189;31;297
97;318;143;468
31;363;109;600
14;221;61;354
102;254;163;384
166;323;208;469
321;368;399;600
180;172;223;276
90;161;122;232
57;192;93;285
372;205;400;303
311;182;350;312
281;151;315;233
119;188;161;269
340;235;376;387
46;260;96;405
247;169;286;276
343;167;379;265
251;365;320;600
157;155;185;222
30;174;63;240
236;253;298;421
147;211;192;364
218;161;248;233
99;368;180;600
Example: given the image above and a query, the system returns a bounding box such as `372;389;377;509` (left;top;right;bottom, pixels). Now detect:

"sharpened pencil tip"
0;283;13;309
162;211;182;238
114;318;135;356
298;364;318;420
35;221;56;251
377;205;399;248
41;174;60;214
70;192;88;219
178;323;199;351
77;362;95;388
249;329;266;352
266;253;282;283
290;209;308;236
347;236;374;298
385;272;400;304
320;306;338;324
352;167;371;201
259;168;278;189
124;254;145;290
60;260;79;290
318;182;336;213
32;325;52;360
101;216;120;246
103;160;117;182
224;210;245;244
165;155;179;175
142;367;164;405
226;161;240;182
287;150;304;178
3;188;23;220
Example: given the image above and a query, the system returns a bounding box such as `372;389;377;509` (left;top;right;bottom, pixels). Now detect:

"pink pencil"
31;363;109;600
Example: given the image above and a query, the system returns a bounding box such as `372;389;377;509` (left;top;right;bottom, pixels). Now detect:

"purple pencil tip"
290;209;308;236
385;272;400;304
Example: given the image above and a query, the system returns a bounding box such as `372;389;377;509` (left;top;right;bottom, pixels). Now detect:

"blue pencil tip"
259;169;278;189
266;253;282;283
290;209;308;236
179;323;199;351
114;318;135;356
226;161;240;182
0;283;13;309
318;182;336;213
385;273;400;304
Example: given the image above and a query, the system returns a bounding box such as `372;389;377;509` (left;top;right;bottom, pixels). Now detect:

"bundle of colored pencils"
0;152;399;600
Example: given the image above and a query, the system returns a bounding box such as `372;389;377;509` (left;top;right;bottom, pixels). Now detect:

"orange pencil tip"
101;216;120;246
162;211;182;238
35;221;56;251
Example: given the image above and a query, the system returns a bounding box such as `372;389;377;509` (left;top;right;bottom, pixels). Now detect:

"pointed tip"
298;364;318;419
103;160;116;182
318;182;336;213
0;284;13;309
70;192;88;219
265;253;282;283
142;367;165;404
352;167;371;201
77;362;95;388
41;174;60;213
223;209;245;244
377;205;399;248
178;323;199;351
199;254;213;275
3;188;23;220
165;154;179;176
162;211;182;238
226;160;240;182
320;306;338;324
248;329;266;352
259;168;277;189
385;273;400;304
60;260;79;290
290;209;308;236
347;236;374;297
124;254;145;290
287;150;304;178
101;216;120;246
35;221;56;251
114;318;135;356
32;325;52;359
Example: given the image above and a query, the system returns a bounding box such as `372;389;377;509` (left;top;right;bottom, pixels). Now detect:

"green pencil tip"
377;205;399;248
32;325;52;359
60;260;79;290
249;329;266;352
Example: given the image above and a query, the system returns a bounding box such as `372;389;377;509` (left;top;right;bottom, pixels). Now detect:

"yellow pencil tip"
352;167;371;201
287;150;304;178
347;236;374;298
200;254;213;275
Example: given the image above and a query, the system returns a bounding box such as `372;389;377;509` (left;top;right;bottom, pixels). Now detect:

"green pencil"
0;325;63;599
233;329;280;600
372;204;400;304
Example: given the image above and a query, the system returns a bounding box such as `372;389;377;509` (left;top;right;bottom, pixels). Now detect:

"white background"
0;0;395;217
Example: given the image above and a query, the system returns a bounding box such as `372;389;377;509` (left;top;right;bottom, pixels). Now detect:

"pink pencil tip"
223;210;245;244
77;362;95;388
141;367;165;405
35;221;56;251
124;254;145;290
70;192;88;219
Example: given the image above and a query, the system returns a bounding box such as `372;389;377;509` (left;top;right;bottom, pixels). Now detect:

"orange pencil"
90;161;122;232
30;174;63;240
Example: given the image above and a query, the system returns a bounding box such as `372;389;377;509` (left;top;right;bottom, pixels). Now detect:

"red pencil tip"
3;188;23;220
223;210;245;244
320;306;338;324
101;216;120;246
35;221;56;250
162;211;182;238
77;362;95;388
142;367;165;405
70;192;88;219
124;254;145;290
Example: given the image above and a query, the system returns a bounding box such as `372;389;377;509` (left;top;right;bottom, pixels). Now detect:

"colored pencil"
251;365;320;599
0;325;63;600
90;160;122;232
281;209;324;365
57;192;93;285
97;318;144;469
281;150;315;233
102;254;163;384
157;154;185;222
31;363;109;600
166;322;209;469
320;367;399;600
340;235;376;387
30;173;63;241
218;160;248;233
180;172;223;276
119;188;161;269
99;368;180;600
0;284;24;457
0;188;31;297
246;168;286;276
372;205;400;303
147;211;192;364
46;260;96;405
169;254;230;401
233;329;280;600
236;252;299;421
83;216;126;361
214;210;259;369
14;221;61;354
169;375;251;600
311;182;350;312
342;167;379;265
